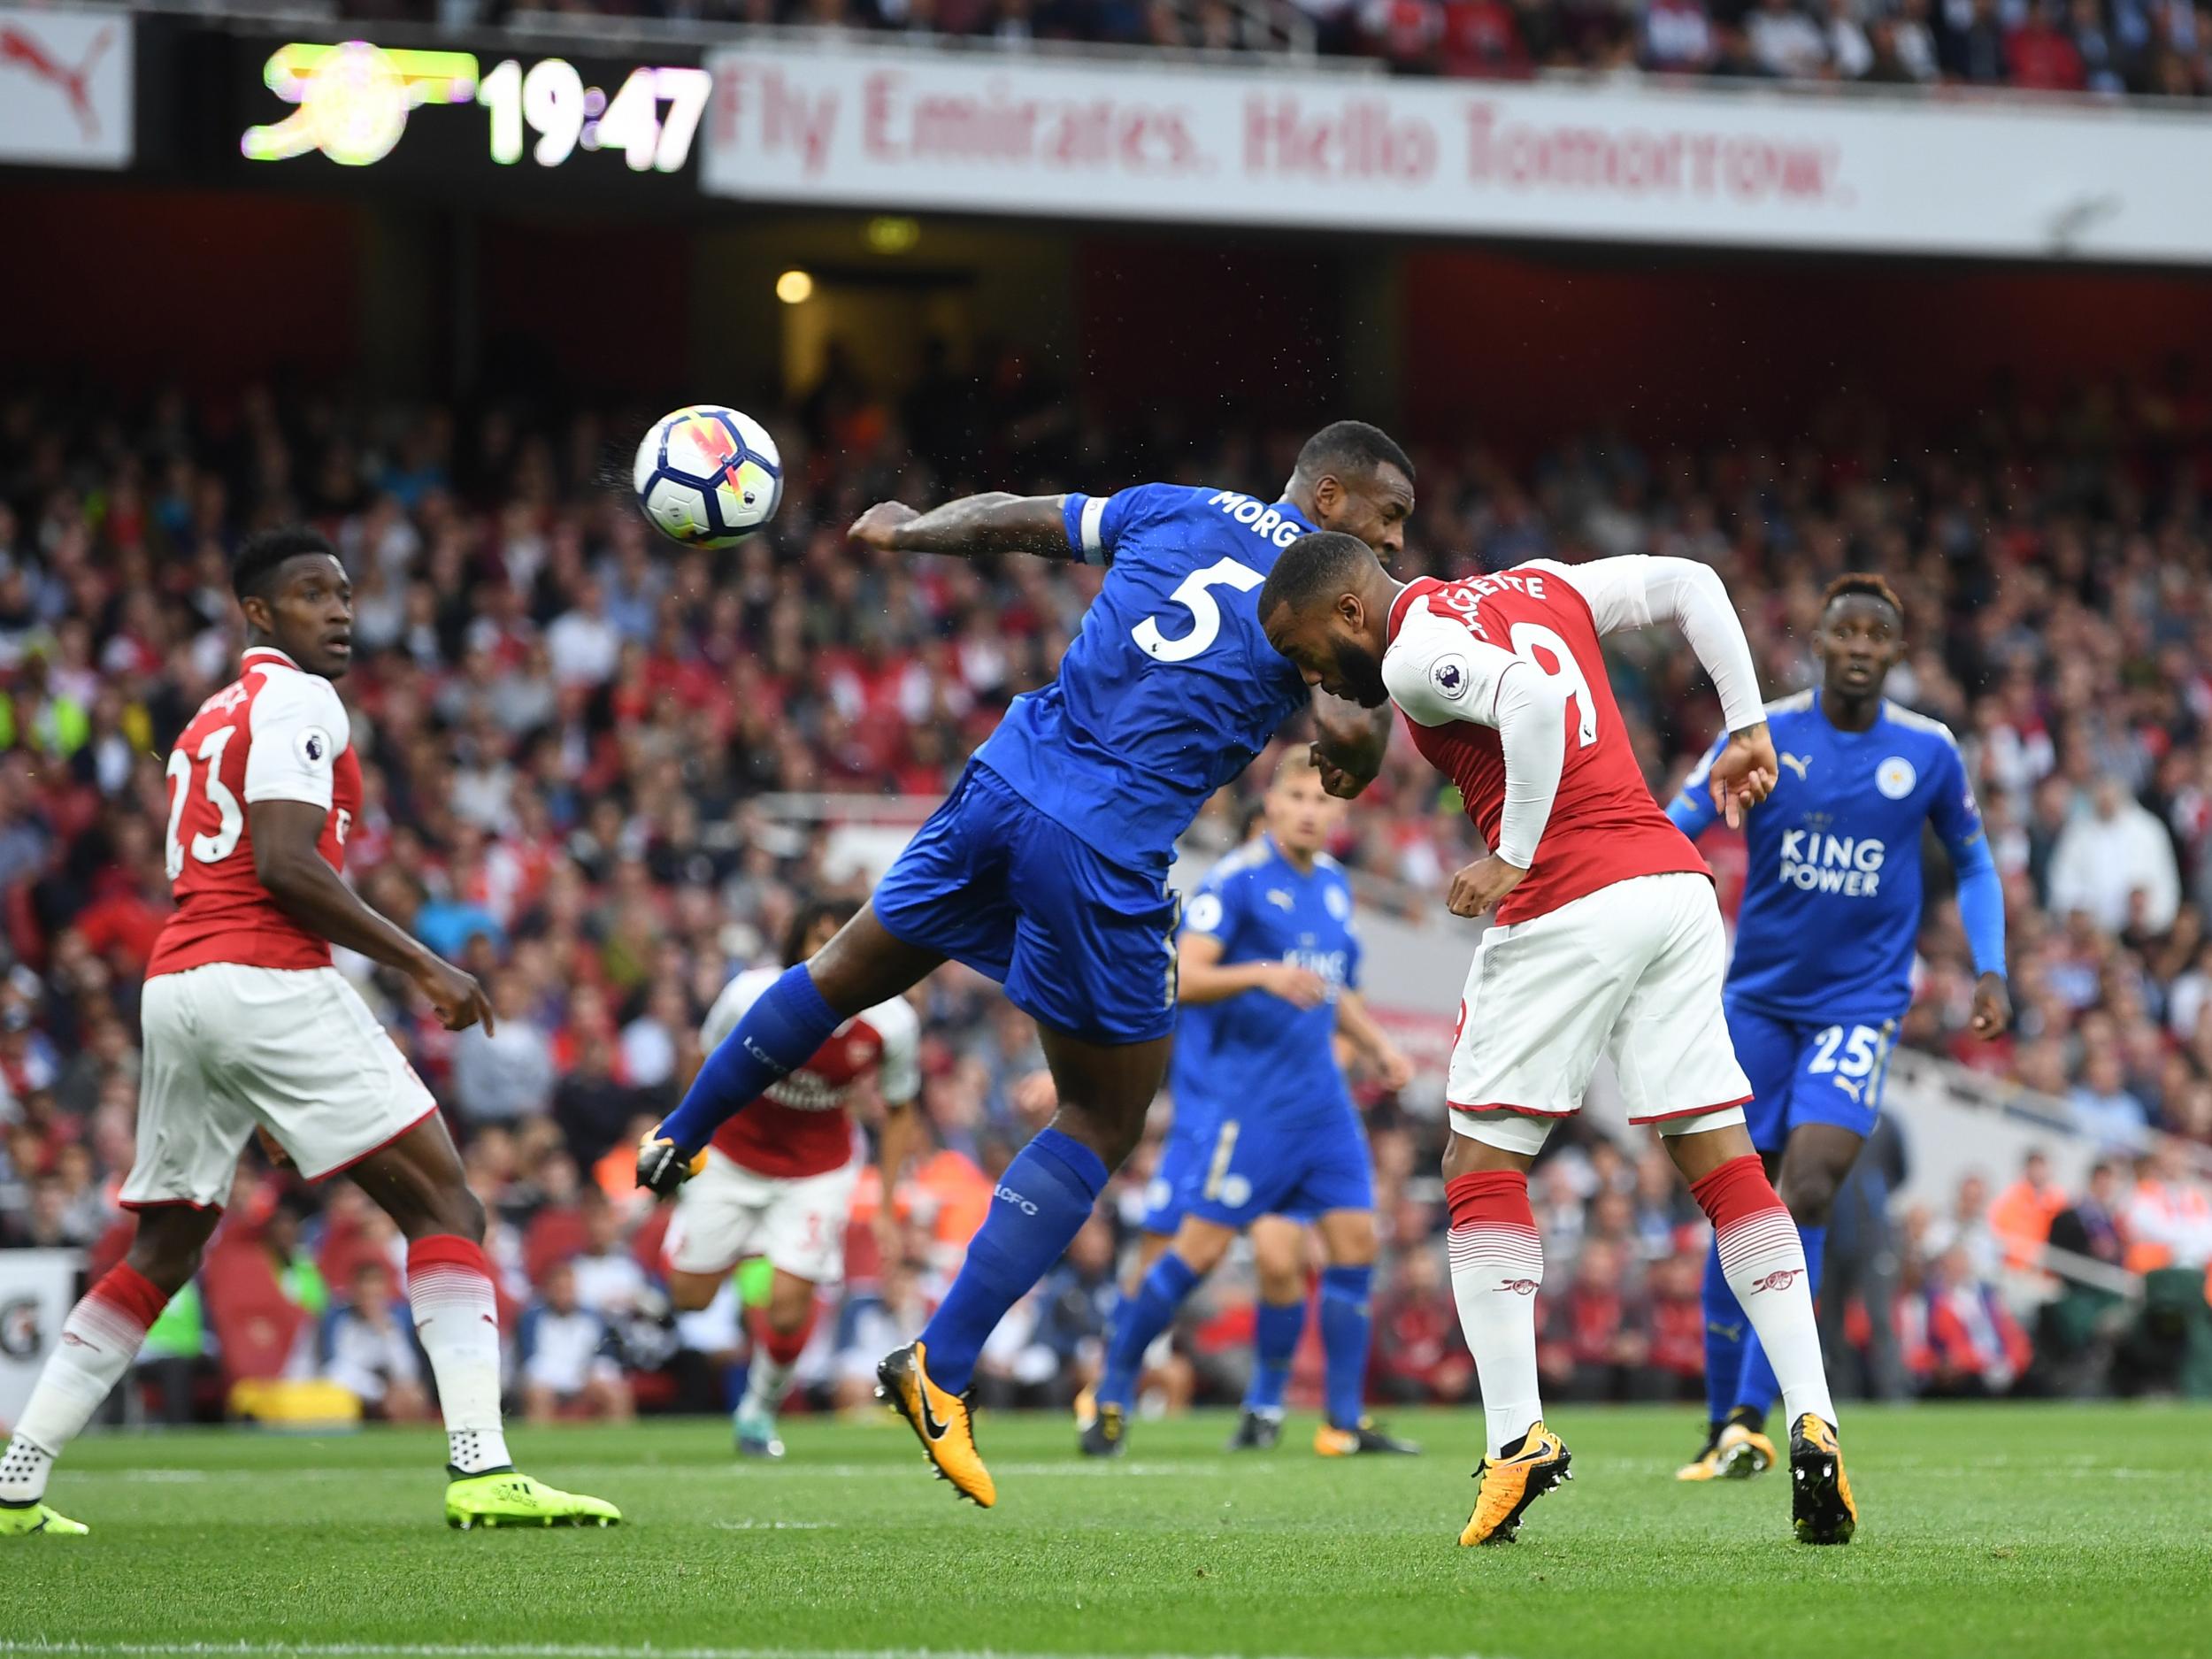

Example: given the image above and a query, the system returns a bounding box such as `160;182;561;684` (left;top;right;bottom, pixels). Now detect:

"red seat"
201;1240;304;1386
522;1206;588;1284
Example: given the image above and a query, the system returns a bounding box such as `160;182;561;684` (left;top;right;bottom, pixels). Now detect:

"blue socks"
1733;1223;1824;1421
1097;1253;1201;1412
1318;1265;1372;1431
1243;1298;1304;1415
659;964;840;1151
920;1127;1109;1394
1701;1237;1746;1429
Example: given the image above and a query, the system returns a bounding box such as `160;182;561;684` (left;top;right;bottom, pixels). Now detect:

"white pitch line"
0;1643;1510;1659
67;1463;1261;1484
708;1519;838;1530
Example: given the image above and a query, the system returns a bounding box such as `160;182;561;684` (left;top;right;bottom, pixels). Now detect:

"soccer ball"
633;405;783;548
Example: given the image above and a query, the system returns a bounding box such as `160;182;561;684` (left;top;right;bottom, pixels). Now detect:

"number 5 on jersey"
1133;557;1264;664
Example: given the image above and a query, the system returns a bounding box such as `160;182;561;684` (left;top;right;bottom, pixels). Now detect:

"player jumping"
1669;572;2009;1482
637;422;1415;1507
1259;537;1855;1547
663;897;919;1459
0;528;617;1537
1080;750;1418;1460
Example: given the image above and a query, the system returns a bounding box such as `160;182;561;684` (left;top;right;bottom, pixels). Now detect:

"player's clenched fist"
1448;855;1528;918
635;1130;703;1198
1259;962;1331;1010
1708;720;1778;829
1970;971;2013;1039
412;956;495;1034
848;501;920;549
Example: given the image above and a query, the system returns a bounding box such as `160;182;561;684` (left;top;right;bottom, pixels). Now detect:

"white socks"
1;1263;170;1504
1693;1155;1838;1432
1446;1171;1548;1457
405;1236;511;1476
743;1354;796;1417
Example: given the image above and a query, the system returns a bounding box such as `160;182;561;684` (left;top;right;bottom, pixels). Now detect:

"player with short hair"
1669;572;2009;1482
1259;534;1855;1547
663;896;919;1459
0;527;617;1537
637;421;1414;1507
1079;749;1417;1459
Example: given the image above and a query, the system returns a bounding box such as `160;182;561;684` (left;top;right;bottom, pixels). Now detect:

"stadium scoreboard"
223;32;708;201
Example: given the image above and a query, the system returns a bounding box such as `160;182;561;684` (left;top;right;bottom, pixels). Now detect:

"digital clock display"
240;40;710;175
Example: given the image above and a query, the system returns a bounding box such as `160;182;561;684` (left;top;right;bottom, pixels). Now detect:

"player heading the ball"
637;422;1415;1509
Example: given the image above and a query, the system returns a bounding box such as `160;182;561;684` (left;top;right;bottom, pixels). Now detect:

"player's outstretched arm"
250;799;493;1033
849;494;1073;561
1310;691;1392;800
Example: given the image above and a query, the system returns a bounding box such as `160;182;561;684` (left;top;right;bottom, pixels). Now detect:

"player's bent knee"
428;1185;488;1244
1778;1172;1841;1225
1655;1107;1752;1178
765;1289;818;1335
1443;1110;1549;1171
1319;1217;1378;1268
1055;1101;1148;1166
126;1207;221;1294
126;1239;207;1298
666;1271;723;1313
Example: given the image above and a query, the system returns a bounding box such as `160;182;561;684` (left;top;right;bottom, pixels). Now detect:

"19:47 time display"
480;60;710;173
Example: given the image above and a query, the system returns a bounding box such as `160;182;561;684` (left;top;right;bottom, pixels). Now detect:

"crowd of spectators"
3;343;2211;1426
349;0;2212;101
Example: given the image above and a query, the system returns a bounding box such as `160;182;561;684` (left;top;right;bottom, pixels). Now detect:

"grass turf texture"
12;1404;2211;1659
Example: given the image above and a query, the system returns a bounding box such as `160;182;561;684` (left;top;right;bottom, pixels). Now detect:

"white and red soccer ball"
633;404;783;549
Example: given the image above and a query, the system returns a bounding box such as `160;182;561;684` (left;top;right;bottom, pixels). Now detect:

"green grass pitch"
12;1404;2211;1659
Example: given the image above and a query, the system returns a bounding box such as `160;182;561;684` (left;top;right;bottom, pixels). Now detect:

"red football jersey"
702;968;922;1181
1383;568;1704;926
147;646;363;978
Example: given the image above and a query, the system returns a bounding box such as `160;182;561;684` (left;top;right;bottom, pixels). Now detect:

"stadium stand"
350;0;2212;97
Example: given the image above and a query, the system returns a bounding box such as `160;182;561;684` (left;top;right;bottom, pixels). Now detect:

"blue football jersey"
971;486;1315;877
1168;834;1362;1129
1669;691;1987;1021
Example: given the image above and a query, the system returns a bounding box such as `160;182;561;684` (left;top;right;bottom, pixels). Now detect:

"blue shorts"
1177;1105;1374;1230
1141;1123;1206;1236
873;761;1179;1046
1724;997;1902;1154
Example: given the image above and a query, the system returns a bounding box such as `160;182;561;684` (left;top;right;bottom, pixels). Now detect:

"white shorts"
1448;872;1751;1155
121;964;440;1210
662;1149;859;1286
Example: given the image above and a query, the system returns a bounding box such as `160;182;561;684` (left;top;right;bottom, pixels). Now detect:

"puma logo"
1779;753;1811;780
1706;1320;1744;1341
1832;1075;1865;1103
